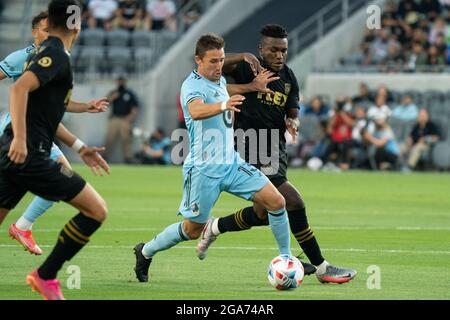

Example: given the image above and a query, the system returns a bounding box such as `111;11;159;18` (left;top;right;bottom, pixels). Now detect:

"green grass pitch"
0;166;449;300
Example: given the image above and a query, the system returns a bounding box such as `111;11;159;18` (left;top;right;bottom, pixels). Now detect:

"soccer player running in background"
134;33;293;283
197;24;357;284
0;0;109;300
0;11;109;256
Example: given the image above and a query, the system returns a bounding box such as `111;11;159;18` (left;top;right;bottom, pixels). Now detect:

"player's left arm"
67;97;109;113
7;71;40;164
55;123;110;176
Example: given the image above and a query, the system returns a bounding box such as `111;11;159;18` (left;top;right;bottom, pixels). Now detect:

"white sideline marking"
0;244;449;255
1;226;449;233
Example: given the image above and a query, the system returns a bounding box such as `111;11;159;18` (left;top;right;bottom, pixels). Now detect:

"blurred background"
0;0;449;171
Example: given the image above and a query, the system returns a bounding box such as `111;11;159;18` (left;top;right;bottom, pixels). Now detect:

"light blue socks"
142;221;190;258
268;208;291;256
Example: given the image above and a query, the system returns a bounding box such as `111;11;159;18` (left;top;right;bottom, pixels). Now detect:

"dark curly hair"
260;24;288;39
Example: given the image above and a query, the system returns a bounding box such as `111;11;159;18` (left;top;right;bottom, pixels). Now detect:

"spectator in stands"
363;113;400;170
419;0;442;21
322;97;355;171
429;17;447;43
352;82;374;108
116;0;144;31
104;77;140;163
302;96;332;125
405;41;429;71
392;94;419;121
400;108;441;169
376;85;394;104
397;0;420;19
145;0;177;32
380;42;405;72
135;128;171;165
370;29;390;63
350;106;370;169
368;94;392;121
428;44;447;68
88;0;119;30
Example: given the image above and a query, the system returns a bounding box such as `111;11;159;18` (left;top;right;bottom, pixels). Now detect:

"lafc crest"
284;83;291;95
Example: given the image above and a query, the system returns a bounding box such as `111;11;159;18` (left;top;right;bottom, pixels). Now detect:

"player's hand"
252;68;279;94
87;97;109;113
243;53;262;76
226;95;246;113
8;137;28;164
79;146;110;176
285;118;299;144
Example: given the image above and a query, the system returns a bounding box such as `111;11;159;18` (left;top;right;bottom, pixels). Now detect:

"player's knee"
266;193;286;212
86;198;108;223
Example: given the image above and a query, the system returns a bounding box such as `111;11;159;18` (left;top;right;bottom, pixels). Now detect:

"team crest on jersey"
214;91;220;98
191;203;200;216
284;83;291;95
38;57;52;68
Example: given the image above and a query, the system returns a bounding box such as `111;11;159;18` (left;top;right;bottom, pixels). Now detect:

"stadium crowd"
80;0;203;32
291;83;445;172
344;0;450;72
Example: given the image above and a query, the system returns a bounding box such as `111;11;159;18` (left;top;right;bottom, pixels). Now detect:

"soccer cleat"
196;217;217;260
8;224;43;255
134;243;152;282
26;270;65;300
316;264;357;284
299;260;317;276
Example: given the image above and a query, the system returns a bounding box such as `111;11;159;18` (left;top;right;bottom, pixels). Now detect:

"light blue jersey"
0;44;63;160
180;70;237;178
0;44;35;81
178;70;269;223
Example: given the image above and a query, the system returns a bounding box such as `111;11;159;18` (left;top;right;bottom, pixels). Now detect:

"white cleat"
196;217;218;260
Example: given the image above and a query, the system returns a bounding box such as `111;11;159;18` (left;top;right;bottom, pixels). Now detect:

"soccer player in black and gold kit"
196;25;356;284
0;0;109;299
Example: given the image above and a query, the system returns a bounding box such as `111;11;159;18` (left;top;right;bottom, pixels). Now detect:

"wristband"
220;101;227;112
71;138;86;153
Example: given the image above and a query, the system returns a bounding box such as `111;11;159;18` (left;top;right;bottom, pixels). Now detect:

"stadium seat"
134;48;154;72
388;117;404;142
106;47;133;75
432;141;450;169
81;28;106;47
78;46;105;73
131;30;153;47
105;29;130;47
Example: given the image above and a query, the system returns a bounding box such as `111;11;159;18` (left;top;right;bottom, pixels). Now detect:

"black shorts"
255;152;288;188
0;157;86;210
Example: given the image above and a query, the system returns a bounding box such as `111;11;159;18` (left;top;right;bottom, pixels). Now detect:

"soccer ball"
267;255;304;290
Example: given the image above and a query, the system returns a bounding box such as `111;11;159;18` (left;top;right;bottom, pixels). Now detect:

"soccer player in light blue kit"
134;33;292;282
0;11;108;255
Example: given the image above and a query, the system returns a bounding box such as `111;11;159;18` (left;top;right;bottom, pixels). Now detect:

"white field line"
0;244;449;255
1;226;449;233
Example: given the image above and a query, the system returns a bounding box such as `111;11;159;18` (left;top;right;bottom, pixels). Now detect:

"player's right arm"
188;95;245;120
7;71;40;164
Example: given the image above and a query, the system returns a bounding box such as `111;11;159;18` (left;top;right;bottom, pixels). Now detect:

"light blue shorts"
1;112;63;161
178;161;269;224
